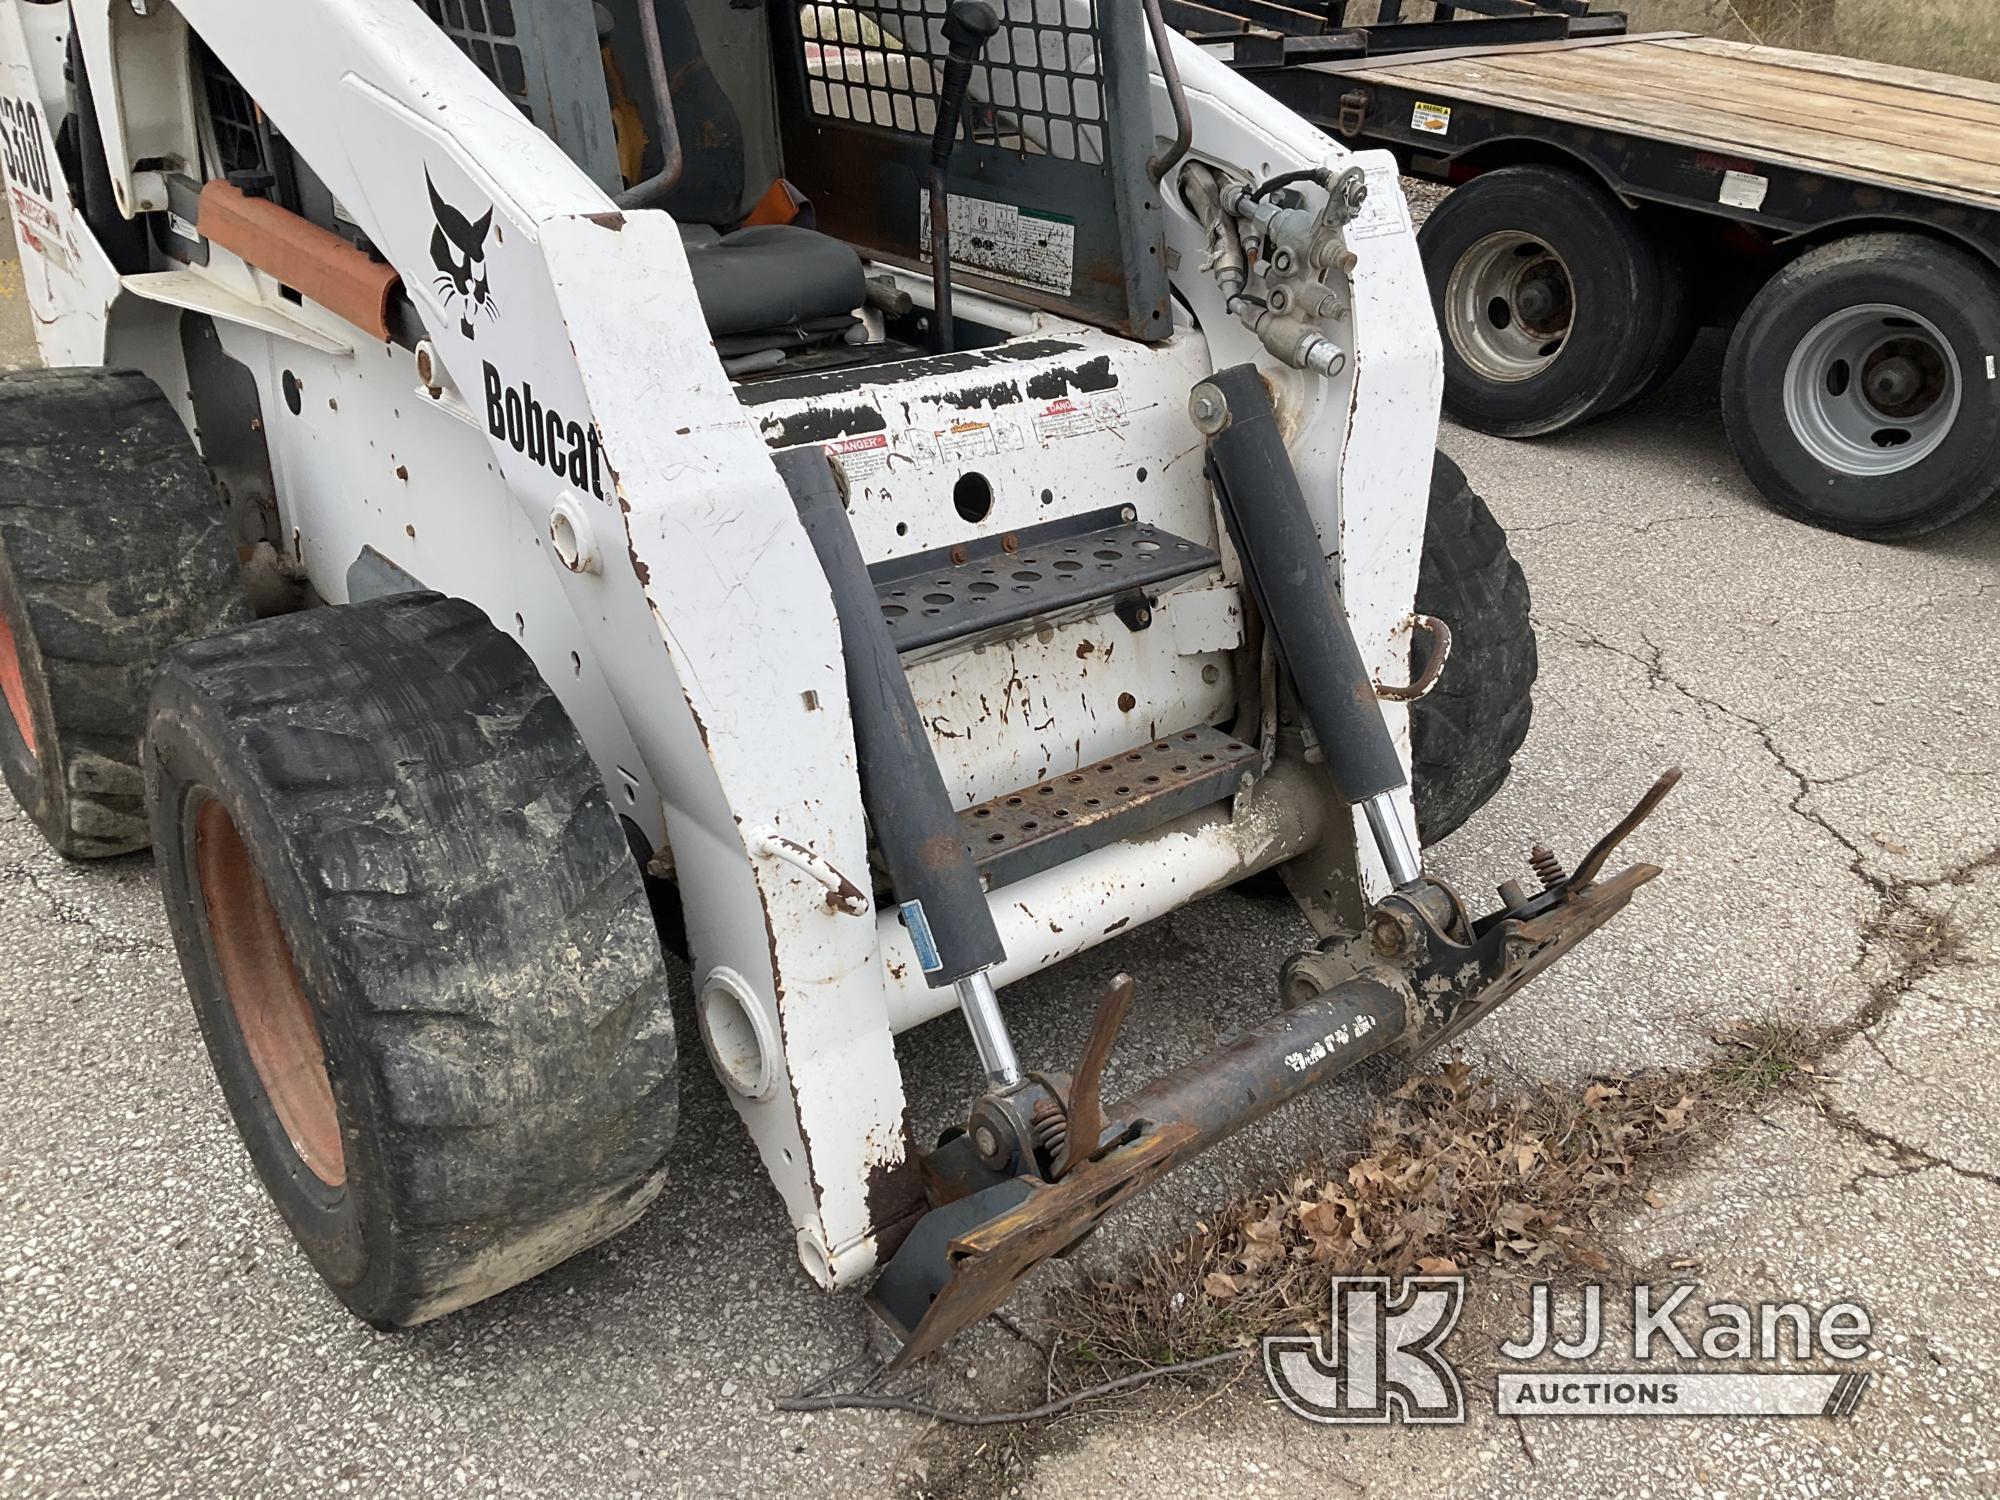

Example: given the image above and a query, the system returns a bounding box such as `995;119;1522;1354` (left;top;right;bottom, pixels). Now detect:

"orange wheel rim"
0;606;36;757
194;796;346;1186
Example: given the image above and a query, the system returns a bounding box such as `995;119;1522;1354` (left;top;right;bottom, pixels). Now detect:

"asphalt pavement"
1;202;1996;1499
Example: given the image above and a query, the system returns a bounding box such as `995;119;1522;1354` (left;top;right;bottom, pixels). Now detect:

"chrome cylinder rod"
954;969;1022;1090
1363;791;1424;890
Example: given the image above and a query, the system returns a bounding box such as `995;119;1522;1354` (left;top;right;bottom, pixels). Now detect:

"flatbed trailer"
1178;1;2000;540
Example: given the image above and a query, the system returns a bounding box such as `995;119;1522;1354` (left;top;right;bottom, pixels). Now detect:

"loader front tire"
146;594;679;1328
0;369;248;858
1410;453;1537;845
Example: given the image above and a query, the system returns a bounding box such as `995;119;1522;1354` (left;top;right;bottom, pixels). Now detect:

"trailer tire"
0;369;248;858
1611;224;1700;413
1420;166;1659;438
146;593;679;1328
1410;453;1537;845
1722;233;2000;539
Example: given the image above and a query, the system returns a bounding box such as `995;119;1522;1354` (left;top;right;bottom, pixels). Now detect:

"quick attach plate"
869;506;1218;658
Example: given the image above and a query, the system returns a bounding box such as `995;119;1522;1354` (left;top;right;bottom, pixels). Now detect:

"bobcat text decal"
483;363;608;500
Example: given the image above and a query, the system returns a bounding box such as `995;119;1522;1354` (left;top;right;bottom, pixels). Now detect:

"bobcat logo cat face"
427;170;497;339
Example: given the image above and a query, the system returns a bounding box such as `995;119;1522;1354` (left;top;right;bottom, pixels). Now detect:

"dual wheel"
0;369;679;1327
1421;166;2000;539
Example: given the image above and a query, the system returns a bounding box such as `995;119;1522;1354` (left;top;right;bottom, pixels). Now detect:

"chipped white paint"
4;2;1449;1294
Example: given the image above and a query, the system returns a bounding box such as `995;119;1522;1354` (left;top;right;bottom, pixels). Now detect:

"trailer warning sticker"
1719;170;1770;212
925;192;1076;297
1411;101;1452;136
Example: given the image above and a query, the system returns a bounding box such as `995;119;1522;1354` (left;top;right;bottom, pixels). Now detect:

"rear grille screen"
798;1;1106;164
417;0;531;108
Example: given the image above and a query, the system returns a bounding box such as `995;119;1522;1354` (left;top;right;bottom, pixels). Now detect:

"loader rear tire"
0;369;248;858
145;593;679;1328
1410;453;1536;845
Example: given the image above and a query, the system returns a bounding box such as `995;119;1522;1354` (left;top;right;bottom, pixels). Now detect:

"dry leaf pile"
1049;1044;1790;1376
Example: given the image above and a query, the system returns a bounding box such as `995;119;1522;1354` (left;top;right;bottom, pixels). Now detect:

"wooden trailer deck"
1322;32;2000;212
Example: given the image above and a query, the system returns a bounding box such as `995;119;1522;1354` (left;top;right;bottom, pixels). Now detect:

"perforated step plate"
962;725;1260;889
870;506;1219;657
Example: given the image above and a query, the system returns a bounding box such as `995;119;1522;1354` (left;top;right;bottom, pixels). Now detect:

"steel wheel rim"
1445;231;1576;383
1782;303;1961;477
0;606;36;757
193;794;346;1187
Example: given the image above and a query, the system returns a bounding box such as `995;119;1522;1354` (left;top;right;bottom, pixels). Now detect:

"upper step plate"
870;506;1219;656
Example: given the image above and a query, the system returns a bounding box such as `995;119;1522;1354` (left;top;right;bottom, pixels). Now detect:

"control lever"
926;0;999;354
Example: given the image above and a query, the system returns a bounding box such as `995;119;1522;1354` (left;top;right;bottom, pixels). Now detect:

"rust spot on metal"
950;544;969;566
1103;917;1130;934
395;465;409;481
866;1145;929;1263
918;830;964;870
1117;691;1136;712
1075;641;1095;659
1000;533;1020;554
585;210;627;230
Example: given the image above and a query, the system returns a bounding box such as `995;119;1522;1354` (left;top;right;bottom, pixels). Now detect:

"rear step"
962;725;1259;888
869;505;1219;658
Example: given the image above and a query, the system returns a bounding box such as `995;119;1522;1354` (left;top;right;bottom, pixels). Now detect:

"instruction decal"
924;192;1076;297
1344;162;1414;243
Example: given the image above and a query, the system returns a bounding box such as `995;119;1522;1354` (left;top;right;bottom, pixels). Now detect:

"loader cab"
419;0;1171;379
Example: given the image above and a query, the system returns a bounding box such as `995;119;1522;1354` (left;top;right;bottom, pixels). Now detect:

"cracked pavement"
3;207;1998;1497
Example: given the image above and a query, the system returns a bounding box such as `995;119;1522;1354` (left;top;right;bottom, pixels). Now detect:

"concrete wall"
1613;0;2000;81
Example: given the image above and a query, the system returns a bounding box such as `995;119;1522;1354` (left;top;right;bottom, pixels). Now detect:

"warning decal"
1412;101;1452;136
823;433;890;480
1032;393;1127;446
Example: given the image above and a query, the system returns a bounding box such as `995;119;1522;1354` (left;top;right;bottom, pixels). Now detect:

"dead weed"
1051;1025;1824;1377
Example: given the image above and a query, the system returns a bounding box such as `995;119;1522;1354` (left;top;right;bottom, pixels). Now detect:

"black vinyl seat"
680;224;866;355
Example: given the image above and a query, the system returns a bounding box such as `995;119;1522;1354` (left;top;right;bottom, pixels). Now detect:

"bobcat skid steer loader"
0;0;1673;1360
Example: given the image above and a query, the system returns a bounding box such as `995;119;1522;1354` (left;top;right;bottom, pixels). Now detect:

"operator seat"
679;225;867;356
606;0;866;354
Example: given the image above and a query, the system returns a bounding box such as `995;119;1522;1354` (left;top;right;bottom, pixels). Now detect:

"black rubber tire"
1609;222;1700;413
1721;232;2000;540
145;593;679;1328
1419;166;1659;438
0;369;247;858
1410;452;1537;845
